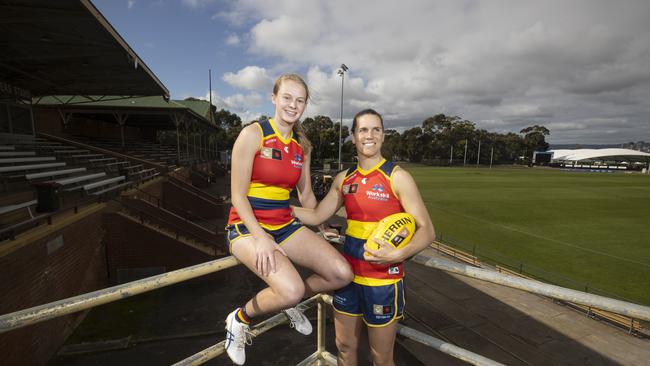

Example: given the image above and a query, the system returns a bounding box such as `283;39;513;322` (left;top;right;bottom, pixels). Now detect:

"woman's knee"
331;258;354;285
275;279;305;306
369;347;394;366
335;334;357;356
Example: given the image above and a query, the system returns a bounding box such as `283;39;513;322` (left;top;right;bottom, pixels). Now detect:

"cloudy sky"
95;0;650;144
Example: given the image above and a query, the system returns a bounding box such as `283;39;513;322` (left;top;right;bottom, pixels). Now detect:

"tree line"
302;114;549;166
203;109;550;167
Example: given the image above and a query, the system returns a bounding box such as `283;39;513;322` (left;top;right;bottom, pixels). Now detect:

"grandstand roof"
35;96;217;130
0;0;169;99
549;148;650;162
175;99;215;122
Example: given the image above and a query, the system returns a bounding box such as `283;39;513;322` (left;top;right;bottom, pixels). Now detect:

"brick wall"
0;211;108;366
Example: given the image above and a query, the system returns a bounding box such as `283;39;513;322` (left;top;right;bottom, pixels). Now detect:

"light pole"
337;63;348;171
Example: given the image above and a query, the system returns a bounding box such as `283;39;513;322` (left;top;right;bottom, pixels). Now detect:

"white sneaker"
283;307;312;335
225;308;252;365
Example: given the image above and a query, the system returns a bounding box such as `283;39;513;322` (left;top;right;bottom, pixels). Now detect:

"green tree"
520;125;550;161
214;109;243;150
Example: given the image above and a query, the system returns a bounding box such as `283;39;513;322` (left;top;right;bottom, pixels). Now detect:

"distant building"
534;148;650;171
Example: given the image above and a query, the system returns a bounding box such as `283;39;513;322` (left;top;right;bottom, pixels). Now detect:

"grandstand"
2;1;650;365
534;148;650;171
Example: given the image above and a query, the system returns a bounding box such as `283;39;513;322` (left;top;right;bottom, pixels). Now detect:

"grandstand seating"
0;129;215;242
0;133;151;237
65;135;194;167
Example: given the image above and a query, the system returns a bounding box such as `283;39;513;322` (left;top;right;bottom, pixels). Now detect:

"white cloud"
127;0;135;9
201;91;264;124
223;66;273;91
212;0;650;143
225;34;240;46
181;0;216;9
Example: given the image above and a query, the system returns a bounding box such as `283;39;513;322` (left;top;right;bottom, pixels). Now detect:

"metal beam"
411;254;650;321
397;325;505;366
171;296;320;366
0;256;240;333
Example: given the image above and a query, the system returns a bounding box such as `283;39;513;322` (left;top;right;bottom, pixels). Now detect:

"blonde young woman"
223;74;353;365
294;109;435;366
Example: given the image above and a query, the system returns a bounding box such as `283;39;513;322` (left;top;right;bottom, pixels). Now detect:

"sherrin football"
366;212;416;250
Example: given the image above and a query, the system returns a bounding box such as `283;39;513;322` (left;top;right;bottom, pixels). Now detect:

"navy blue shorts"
225;218;305;253
333;279;405;327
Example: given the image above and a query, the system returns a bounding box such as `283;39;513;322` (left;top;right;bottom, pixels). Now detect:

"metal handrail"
167;173;226;206
2;237;650;364
118;198;220;248
0;256;239;333
411;254;650;321
172;295;320;366
0;195;102;241
129;186;219;232
321;294;505;366
37;132;168;174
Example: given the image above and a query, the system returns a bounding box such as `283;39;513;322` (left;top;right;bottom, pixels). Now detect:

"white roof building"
547;148;650;162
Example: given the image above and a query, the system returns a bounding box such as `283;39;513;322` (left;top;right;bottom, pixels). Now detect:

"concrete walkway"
400;248;650;365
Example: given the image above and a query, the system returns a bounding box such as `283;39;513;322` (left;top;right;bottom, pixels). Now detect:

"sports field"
406;166;650;306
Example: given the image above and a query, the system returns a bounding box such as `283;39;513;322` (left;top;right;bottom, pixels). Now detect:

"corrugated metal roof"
0;0;168;98
550;148;650;161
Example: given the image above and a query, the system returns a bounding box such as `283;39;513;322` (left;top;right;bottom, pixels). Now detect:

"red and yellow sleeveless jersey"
341;159;405;286
228;118;304;229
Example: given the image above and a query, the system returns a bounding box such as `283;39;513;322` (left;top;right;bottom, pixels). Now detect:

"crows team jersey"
228;118;304;229
342;159;405;286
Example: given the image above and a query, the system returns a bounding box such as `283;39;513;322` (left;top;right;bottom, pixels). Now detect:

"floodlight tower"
337;63;348;171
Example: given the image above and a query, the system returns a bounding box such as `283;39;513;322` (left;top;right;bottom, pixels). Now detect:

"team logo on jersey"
373;304;392;315
260;147;282;160
260;147;273;159
291;153;303;169
361;177;368;184
284;146;289;153
343;183;358;194
388;266;400;275
365;185;389;201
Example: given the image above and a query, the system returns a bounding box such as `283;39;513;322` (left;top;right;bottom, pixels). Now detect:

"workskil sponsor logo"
365;183;389;201
291;153;303;169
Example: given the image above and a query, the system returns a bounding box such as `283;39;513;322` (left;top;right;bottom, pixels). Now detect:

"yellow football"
366;212;416;250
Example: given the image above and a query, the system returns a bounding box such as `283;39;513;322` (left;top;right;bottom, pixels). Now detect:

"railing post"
317;297;326;365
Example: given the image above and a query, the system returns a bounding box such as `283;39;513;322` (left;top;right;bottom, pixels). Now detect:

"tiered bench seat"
0;162;66;174
25;167;87;180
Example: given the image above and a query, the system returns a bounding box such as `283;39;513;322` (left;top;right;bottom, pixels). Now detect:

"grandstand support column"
185;122;190;157
56;109;73;132
29;99;36;136
176;124;181;162
171;113;184;163
113;112;129;148
6;102;13;133
199;130;202;160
